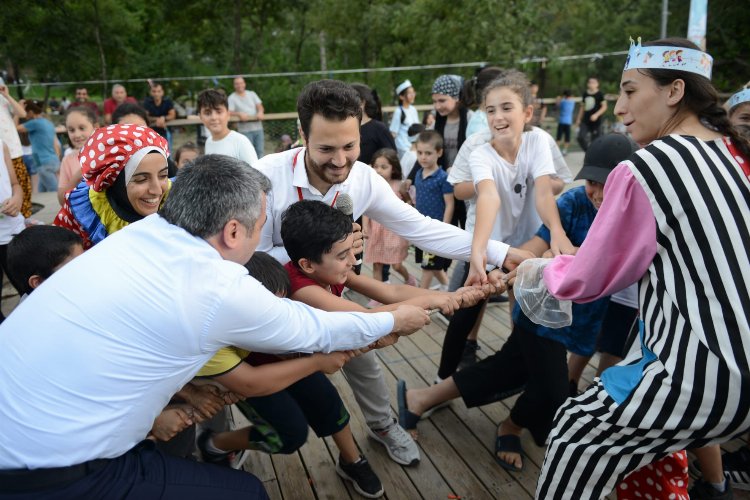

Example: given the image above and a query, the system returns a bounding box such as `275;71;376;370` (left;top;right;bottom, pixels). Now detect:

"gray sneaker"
367;419;420;466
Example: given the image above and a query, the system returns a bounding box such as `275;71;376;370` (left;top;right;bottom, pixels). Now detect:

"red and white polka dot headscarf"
79;124;169;192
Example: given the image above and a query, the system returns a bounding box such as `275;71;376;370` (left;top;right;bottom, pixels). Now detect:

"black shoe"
197;430;232;467
336;455;384;498
569;380;579;397
457;340;480;370
689;478;734;499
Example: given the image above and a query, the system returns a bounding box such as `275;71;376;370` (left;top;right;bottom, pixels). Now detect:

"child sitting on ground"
397;134;632;473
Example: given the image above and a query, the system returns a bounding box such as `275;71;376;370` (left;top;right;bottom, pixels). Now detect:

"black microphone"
334;193;363;274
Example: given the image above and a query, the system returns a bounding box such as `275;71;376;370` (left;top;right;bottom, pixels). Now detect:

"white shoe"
367;419;420;466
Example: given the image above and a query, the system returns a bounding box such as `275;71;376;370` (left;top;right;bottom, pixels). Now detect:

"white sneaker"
367;419;420;466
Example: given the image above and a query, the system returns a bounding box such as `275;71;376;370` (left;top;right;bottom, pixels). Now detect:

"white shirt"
205;130;259;168
389;105;419;156
470;129;557;243
255;147;509;266
228;91;263;133
448;127;572;234
611;283;638;309
0;97;23;159
400;149;417;179
0;215;393;468
0;139;24;243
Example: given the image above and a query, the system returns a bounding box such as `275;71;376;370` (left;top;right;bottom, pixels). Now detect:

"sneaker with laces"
367;419;420;466
336;455;384;498
724;447;750;490
689;478;734;499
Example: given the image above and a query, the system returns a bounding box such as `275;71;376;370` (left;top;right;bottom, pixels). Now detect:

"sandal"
397;380;421;433
494;434;524;472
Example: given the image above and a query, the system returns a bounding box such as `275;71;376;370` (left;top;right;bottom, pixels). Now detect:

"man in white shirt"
256;80;528;468
228;77;265;158
0;155;428;497
199;88;258;168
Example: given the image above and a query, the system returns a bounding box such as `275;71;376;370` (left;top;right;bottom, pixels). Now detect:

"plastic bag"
514;258;572;328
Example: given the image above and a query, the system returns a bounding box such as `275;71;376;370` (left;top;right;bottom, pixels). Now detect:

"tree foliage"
1;0;746;108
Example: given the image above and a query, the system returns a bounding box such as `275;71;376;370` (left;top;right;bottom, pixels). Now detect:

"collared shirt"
256;147;510;266
0;214;393;469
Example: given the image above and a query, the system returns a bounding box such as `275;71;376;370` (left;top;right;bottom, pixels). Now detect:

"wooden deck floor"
230;259;750;500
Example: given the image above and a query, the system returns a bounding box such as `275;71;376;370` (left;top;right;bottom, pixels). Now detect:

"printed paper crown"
623;37;713;81
728;88;750;111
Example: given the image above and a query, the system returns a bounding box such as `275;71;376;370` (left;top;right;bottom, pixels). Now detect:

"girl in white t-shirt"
0;139;27;321
468;70;574;286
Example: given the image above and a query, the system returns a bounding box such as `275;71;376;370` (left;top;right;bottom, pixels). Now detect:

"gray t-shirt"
228;91;263;133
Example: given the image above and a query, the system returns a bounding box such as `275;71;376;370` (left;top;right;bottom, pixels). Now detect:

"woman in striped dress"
516;37;750;499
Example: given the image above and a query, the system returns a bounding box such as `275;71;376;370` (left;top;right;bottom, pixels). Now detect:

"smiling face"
305;233;356;286
584;179;605;210
400;87;416;106
484;86;532;145
615;69;676;146
199;105;230;137
112;86;127;104
126;153;169;217
66;110;96;150
304;114;360;191
432;93;458;117
76;88;89;102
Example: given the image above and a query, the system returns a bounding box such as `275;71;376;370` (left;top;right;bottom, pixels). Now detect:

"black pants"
452;323;570;446
438;262;482;379
0;440;268;499
577;120;603;151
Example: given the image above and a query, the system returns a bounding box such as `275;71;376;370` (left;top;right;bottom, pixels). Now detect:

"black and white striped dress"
537;135;750;499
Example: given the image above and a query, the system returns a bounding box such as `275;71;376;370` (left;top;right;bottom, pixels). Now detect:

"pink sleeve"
542;163;657;303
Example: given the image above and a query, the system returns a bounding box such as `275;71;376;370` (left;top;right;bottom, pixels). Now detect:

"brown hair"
641;38;750;159
463;66;504;109
416;130;444;151
370;148;403;180
482;69;533;132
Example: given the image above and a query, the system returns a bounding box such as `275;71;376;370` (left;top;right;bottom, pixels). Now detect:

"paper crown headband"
727;88;750;112
623;37;713;81
395;80;412;95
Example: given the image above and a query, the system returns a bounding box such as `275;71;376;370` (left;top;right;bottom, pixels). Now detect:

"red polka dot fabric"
617;451;689;500
79;124;168;192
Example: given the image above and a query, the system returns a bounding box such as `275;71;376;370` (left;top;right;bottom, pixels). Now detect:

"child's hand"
485;270;509;294
313;351;352;374
550;230;576;256
367;332;399;350
465;252;488;287
421;292;462;316
150;406;193;441
454;286;488;308
181;384;225;421
1;196;20;217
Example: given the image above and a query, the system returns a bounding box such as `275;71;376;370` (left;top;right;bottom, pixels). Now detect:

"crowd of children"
1;39;749;500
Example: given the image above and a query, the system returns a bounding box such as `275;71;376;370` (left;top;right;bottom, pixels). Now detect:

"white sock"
205;436;228;455
711;478;727;492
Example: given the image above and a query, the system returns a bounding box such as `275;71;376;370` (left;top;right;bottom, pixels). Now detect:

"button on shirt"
0;214;393;469
255;147;510;266
414;167;453;220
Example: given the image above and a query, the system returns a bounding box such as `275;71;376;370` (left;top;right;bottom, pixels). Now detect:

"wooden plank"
297;430;352;500
271;452;316;500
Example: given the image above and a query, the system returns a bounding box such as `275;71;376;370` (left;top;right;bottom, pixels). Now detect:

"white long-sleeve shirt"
0;214;393;469
256;147;510;265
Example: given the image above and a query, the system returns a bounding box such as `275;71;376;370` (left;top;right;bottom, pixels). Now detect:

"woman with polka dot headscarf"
54;123;170;248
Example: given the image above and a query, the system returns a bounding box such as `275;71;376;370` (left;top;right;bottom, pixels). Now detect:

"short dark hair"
280;200;352;266
297;80;362;139
112;102;148;124
7;226;82;295
416;130;443;151
244;251;290;297
150;82;164;90
24;100;43;115
197;89;228;113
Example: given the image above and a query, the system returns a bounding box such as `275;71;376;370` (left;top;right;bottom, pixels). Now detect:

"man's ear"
221;219;242;250
28;275;43;290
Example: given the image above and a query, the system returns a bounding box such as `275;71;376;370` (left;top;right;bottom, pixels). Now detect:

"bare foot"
496;419;523;470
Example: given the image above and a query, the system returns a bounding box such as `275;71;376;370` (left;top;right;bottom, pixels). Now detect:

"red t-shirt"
103;96;138;116
284;261;345;297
